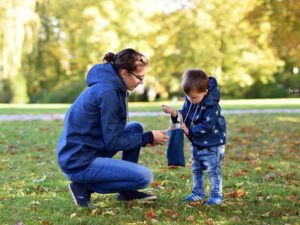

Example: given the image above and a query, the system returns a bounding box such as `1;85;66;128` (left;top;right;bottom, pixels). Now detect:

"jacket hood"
203;77;220;105
86;63;127;94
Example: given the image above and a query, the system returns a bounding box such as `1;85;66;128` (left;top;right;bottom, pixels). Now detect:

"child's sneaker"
68;182;92;207
183;193;205;202
205;196;224;206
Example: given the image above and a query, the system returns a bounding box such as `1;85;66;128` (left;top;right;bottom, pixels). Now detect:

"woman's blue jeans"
191;145;225;198
65;122;153;194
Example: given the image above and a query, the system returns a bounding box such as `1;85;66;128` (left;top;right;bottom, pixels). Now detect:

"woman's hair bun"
103;52;116;63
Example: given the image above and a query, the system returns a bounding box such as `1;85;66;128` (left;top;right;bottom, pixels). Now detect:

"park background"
0;0;299;225
1;0;299;103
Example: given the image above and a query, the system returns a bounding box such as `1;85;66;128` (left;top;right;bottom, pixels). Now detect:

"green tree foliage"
245;0;300;98
146;0;281;99
0;0;298;103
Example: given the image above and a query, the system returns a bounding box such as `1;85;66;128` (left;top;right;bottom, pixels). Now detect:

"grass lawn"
0;114;299;225
0;98;299;114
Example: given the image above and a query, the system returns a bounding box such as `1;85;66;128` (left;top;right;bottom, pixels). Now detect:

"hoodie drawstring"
184;104;200;128
191;105;200;127
184;104;192;124
125;91;129;122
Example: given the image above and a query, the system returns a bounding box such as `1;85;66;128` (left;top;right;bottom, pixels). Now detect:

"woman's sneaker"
68;182;92;207
183;193;205;202
117;190;157;201
205;196;224;206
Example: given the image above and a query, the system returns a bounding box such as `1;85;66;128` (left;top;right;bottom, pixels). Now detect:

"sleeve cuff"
142;131;154;147
171;115;178;123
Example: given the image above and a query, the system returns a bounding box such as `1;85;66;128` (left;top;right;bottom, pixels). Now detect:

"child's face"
186;89;208;105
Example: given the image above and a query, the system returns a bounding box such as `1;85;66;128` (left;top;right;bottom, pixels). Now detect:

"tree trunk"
0;0;39;103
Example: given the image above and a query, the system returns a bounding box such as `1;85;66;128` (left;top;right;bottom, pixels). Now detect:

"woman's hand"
151;130;169;146
162;105;177;117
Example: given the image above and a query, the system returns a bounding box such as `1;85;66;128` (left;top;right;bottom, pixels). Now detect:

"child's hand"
162;105;177;117
180;123;189;136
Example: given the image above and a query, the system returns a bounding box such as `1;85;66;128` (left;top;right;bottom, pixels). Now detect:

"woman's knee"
127;121;144;134
136;166;153;188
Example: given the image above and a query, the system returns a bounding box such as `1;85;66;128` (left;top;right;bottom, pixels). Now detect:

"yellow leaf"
255;167;261;172
98;202;107;208
90;209;99;216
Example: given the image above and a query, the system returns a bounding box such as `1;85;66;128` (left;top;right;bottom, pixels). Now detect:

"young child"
162;69;227;205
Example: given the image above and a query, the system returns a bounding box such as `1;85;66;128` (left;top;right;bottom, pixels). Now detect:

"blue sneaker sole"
205;200;224;206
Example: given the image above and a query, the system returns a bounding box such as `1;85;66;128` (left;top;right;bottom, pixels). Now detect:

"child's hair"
103;48;149;72
181;69;209;94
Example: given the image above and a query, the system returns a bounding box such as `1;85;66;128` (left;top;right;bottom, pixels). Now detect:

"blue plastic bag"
167;127;185;167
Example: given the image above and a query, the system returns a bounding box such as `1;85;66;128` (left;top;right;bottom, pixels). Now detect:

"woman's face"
120;66;148;91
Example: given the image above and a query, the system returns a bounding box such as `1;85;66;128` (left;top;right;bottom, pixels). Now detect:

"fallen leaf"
164;209;173;216
103;210;116;216
15;222;23;225
255;167;261;172
151;181;160;188
172;212;179;219
263;173;275;181
145;208;156;219
261;212;270;217
230;216;240;222
150;219;158;224
267;164;274;170
98;202;107;208
190;201;202;206
288;193;297;201
186;215;195;221
168;165;179;169
198;211;207;218
236;189;246;198
248;160;259;167
90;209;99;216
42;221;49;225
234;169;248;176
206;218;214;225
164;209;179;219
226;189;246;198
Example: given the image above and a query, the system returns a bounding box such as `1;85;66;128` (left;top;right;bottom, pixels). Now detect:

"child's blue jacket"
179;77;227;149
56;63;142;174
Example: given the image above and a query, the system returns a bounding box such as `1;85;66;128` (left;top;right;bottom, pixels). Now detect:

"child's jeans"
64;122;153;194
190;145;225;198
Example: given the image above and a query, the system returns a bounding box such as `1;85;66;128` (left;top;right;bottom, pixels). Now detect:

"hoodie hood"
203;77;220;105
86;63;127;94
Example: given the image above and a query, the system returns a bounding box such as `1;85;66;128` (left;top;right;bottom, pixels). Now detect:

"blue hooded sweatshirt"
178;77;227;149
57;63;144;174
